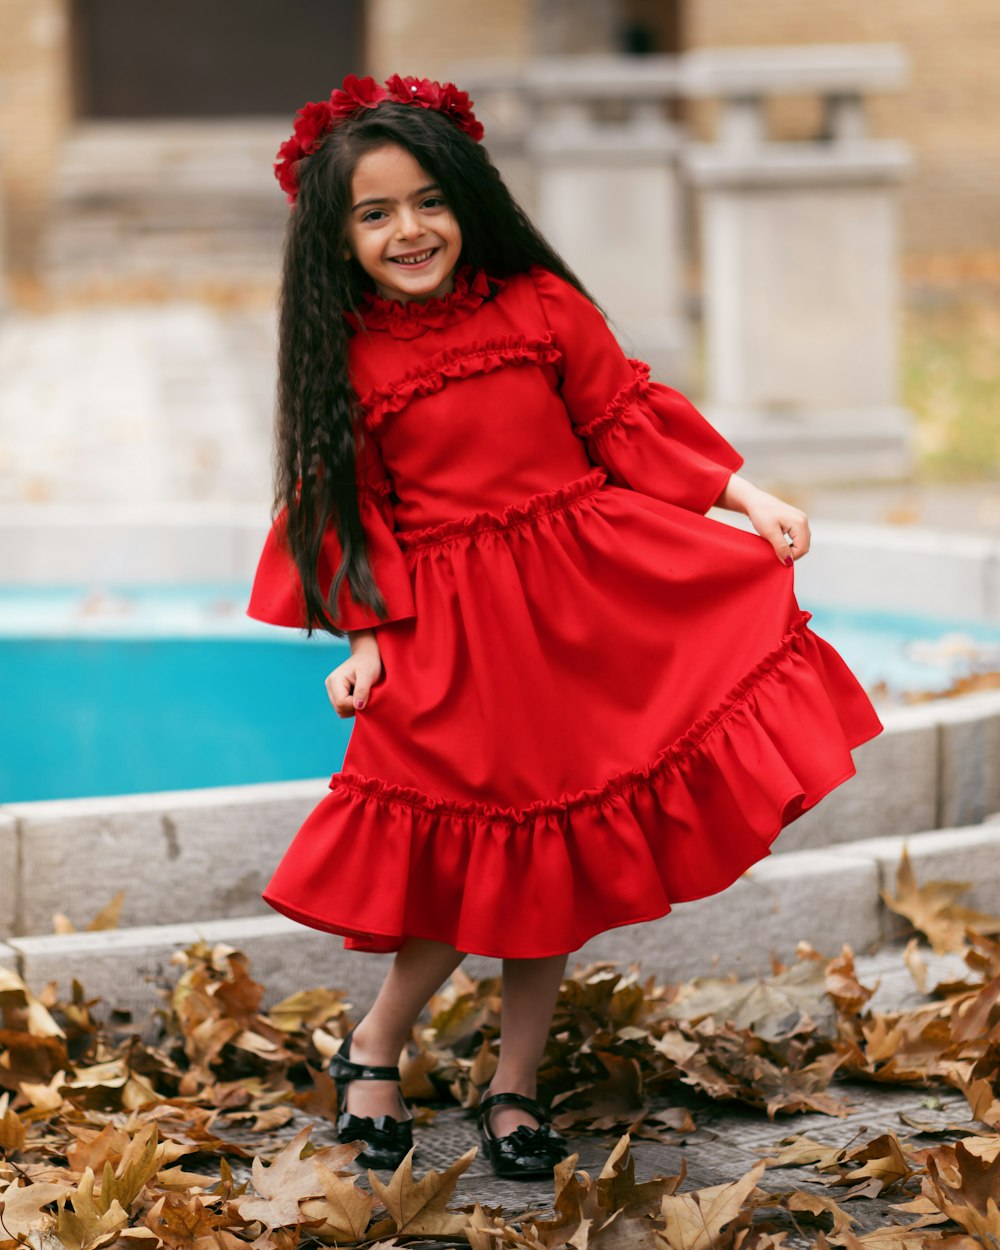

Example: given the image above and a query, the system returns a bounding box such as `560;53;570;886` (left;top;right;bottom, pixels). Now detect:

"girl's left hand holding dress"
326;628;382;715
719;474;812;566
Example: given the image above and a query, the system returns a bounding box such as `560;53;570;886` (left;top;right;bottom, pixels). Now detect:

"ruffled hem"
344;264;500;339
359;332;561;430
261;609;884;956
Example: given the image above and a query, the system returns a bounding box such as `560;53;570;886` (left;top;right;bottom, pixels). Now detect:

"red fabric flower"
292;99;336;153
276;72;484;205
274;134;305;204
329;73;387;121
384;74;484;142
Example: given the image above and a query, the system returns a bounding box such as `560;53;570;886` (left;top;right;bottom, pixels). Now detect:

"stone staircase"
38;119;289;295
2;687;1000;1033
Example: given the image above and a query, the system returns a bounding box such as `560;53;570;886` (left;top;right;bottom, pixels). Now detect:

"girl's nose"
396;207;423;238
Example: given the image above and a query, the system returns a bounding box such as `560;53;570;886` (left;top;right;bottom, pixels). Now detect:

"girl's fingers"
325;668;357;718
352;666;381;711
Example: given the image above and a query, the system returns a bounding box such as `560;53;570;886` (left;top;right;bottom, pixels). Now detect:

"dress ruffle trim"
569;357;745;516
261;609;883;956
575;358;651;440
359;332;562;430
344;264;500;339
395;466;607;551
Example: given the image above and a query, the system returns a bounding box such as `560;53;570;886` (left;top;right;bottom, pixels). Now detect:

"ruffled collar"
344;263;501;338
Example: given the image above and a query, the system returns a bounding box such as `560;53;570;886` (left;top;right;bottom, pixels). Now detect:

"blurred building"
0;0;998;289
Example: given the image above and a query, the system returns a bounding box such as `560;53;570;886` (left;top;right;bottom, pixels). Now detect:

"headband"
274;73;485;206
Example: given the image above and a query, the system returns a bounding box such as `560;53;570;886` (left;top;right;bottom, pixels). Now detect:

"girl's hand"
716;473;811;565
325;629;383;717
744;487;811;565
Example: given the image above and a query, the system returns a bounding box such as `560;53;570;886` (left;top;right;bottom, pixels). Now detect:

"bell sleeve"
530;265;745;515
245;428;416;632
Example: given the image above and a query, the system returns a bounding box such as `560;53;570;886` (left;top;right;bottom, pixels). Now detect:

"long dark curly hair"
274;97;606;638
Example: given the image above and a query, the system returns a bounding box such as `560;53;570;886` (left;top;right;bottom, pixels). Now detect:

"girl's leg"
482;952;569;1138
345;935;467;1120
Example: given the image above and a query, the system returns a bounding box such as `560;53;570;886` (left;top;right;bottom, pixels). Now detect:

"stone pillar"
524;58;692;386
682;45;915;482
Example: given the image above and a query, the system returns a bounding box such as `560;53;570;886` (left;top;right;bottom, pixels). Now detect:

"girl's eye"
422;197;444;209
361;209;387;223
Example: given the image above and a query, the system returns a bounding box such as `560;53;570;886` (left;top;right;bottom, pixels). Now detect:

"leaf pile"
1;852;1000;1247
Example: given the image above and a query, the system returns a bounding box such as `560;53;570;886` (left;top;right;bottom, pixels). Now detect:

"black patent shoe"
328;1025;414;1170
477;1087;569;1179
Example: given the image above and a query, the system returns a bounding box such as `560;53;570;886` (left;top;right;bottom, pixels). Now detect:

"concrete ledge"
565;850;882;983
3;512;999;625
828;824;1000;945
790;522;1000;626
933;691;1000;827
9;915;393;1041
10;826;1000;1030
3;779;327;935
0;942;19;973
773;711;936;853
0;814;18;937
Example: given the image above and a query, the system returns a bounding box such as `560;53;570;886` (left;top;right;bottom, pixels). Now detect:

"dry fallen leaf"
656;1159;766;1250
367;1144;478;1239
235;1125;364;1231
924;1138;1000;1239
881;846;1000;954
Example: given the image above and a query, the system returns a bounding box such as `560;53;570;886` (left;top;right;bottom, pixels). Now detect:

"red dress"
246;262;884;958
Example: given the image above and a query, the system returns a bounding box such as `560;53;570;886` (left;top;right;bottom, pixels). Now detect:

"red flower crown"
274;73;485;206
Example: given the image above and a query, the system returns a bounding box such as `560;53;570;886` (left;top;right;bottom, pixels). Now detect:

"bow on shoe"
476;1088;571;1176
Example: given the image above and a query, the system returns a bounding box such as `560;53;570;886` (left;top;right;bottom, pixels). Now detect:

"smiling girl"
246;73;884;1180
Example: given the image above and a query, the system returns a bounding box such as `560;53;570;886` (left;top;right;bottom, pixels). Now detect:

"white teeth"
392;249;435;265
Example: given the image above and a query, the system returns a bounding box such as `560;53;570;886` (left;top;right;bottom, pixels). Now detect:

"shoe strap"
479;1090;548;1122
330;1053;401;1081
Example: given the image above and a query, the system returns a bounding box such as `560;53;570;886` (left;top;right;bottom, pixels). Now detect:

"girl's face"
344;143;463;304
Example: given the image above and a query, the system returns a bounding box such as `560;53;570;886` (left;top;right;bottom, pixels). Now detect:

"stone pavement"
225;948;972;1243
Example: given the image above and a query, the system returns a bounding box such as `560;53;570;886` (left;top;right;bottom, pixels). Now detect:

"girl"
246;73;884;1180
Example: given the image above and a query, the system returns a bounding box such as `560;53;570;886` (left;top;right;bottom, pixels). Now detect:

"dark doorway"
70;0;365;118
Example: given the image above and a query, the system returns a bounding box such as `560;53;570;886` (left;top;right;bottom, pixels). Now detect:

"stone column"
524;57;691;386
682;45;915;482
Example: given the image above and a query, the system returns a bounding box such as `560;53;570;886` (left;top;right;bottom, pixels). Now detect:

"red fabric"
247;262;884;957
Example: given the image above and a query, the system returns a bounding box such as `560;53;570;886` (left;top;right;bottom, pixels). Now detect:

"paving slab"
4;779;325;934
211;947;975;1242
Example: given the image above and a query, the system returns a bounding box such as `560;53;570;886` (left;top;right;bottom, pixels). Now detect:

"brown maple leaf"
925;1138;1000;1239
366;1144;478;1239
881;846;1000;955
656;1159;766;1250
235;1125;364;1231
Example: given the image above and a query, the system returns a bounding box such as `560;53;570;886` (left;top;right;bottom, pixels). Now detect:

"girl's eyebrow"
352;182;441;212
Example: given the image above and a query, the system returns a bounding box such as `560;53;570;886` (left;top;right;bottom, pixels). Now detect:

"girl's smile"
344;144;463;304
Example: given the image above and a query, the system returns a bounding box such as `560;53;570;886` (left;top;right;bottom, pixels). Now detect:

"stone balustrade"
458;45;914;482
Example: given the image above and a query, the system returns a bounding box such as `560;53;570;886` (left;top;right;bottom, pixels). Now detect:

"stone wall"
365;0;533;79
0;0;72;277
683;2;1000;262
0;0;998;282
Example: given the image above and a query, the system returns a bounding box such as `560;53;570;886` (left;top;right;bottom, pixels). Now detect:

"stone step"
39;120;289;290
2;824;998;1037
4;689;1000;940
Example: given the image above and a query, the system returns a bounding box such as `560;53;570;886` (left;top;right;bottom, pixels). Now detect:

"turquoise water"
1;583;998;804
